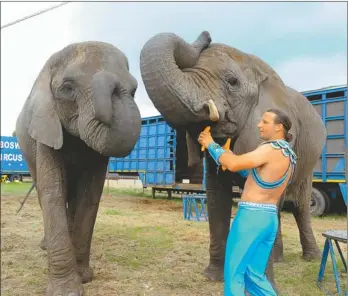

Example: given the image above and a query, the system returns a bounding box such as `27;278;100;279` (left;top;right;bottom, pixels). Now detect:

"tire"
310;187;330;217
9;174;21;182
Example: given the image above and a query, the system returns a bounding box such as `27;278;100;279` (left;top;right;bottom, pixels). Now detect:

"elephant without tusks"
140;31;326;291
16;41;141;296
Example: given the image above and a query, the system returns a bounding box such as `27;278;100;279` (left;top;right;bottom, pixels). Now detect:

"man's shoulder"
256;141;275;151
254;142;274;156
255;141;290;160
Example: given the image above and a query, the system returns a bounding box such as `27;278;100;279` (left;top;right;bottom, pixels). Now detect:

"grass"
1;183;347;295
1;181;34;195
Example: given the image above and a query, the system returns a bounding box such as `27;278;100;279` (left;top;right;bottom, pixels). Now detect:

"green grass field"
1;182;347;295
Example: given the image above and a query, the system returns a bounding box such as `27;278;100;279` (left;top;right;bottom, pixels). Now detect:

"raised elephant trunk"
140;31;219;127
79;71;141;157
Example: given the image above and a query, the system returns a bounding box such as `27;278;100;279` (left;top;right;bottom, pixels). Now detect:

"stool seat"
322;230;347;243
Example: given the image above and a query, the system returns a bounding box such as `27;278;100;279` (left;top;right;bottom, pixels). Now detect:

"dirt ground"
1;184;347;296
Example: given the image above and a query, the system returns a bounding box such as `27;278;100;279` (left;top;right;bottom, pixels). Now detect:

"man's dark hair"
266;108;293;142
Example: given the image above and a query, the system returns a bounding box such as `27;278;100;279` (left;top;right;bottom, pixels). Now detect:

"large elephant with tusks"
140;31;326;291
16;41;141;295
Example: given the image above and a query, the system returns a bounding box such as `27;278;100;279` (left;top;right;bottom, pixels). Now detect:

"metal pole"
1;2;70;30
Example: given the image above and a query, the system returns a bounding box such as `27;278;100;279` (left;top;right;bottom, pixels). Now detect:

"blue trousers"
224;201;279;296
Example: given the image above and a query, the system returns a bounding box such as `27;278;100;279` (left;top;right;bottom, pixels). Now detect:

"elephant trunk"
79;71;141;157
140;31;219;127
91;71;116;126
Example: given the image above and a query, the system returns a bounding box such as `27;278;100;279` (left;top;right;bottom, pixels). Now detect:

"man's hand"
198;129;214;149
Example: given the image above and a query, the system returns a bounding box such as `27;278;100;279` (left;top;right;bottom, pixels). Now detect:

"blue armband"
207;142;225;165
238;169;249;178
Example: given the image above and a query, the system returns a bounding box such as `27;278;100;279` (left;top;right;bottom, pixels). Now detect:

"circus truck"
0;136;30;183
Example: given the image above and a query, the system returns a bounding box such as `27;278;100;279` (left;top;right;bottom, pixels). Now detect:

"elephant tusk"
205;99;219;122
221;138;231;171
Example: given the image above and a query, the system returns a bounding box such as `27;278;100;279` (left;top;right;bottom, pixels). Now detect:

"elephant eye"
63;84;73;93
58;81;76;101
61;81;74;94
228;77;239;87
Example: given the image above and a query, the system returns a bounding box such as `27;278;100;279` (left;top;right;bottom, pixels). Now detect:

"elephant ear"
254;66;297;144
28;73;63;150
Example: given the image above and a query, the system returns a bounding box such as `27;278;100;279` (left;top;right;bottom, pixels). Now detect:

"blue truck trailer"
0;136;30;182
302;85;347;216
109;84;347;216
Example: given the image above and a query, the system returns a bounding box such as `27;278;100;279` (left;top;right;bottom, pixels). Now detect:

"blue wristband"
207;142;225;166
238;169;249;178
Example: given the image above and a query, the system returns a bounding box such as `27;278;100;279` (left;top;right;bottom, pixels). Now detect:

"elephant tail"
16;182;36;214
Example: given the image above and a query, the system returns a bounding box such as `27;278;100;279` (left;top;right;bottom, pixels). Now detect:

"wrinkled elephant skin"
140;31;326;291
16;41;141;295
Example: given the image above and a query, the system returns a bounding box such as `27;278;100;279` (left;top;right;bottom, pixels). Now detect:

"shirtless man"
198;108;297;296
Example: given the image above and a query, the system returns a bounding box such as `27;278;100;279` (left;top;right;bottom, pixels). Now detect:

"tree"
12;130;16;137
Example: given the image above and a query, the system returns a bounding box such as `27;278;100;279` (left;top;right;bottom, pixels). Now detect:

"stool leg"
334;240;347;272
328;239;342;295
188;199;192;220
198;198;204;220
193;198;200;221
199;198;207;221
318;239;330;284
203;198;208;221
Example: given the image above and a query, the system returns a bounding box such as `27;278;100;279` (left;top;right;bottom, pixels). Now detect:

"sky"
1;1;347;136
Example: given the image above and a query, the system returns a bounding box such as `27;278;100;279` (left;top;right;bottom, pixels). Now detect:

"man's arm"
206;142;271;172
198;129;271;173
218;146;270;172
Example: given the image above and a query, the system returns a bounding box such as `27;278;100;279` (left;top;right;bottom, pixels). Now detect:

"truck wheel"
310;187;330;217
9;174;22;182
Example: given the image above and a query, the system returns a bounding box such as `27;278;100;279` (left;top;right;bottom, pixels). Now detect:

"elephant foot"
272;248;285;263
273;254;285;263
46;272;83;296
302;249;322;261
40;237;48;250
203;264;223;281
77;266;94;284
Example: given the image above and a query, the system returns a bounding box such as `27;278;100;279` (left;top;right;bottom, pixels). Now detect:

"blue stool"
317;230;347;295
182;194;208;222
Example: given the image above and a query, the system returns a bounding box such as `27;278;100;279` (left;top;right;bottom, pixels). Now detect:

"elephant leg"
272;209;284;263
265;253;280;295
292;178;321;261
66;181;77;241
41;199;73;252
36;144;82;296
203;156;233;281
72;159;108;284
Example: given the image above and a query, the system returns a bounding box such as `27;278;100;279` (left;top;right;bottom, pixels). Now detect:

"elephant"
140;31;326;291
15;41;141;296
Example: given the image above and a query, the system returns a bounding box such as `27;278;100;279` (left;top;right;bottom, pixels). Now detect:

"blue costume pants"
224;201;279;296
